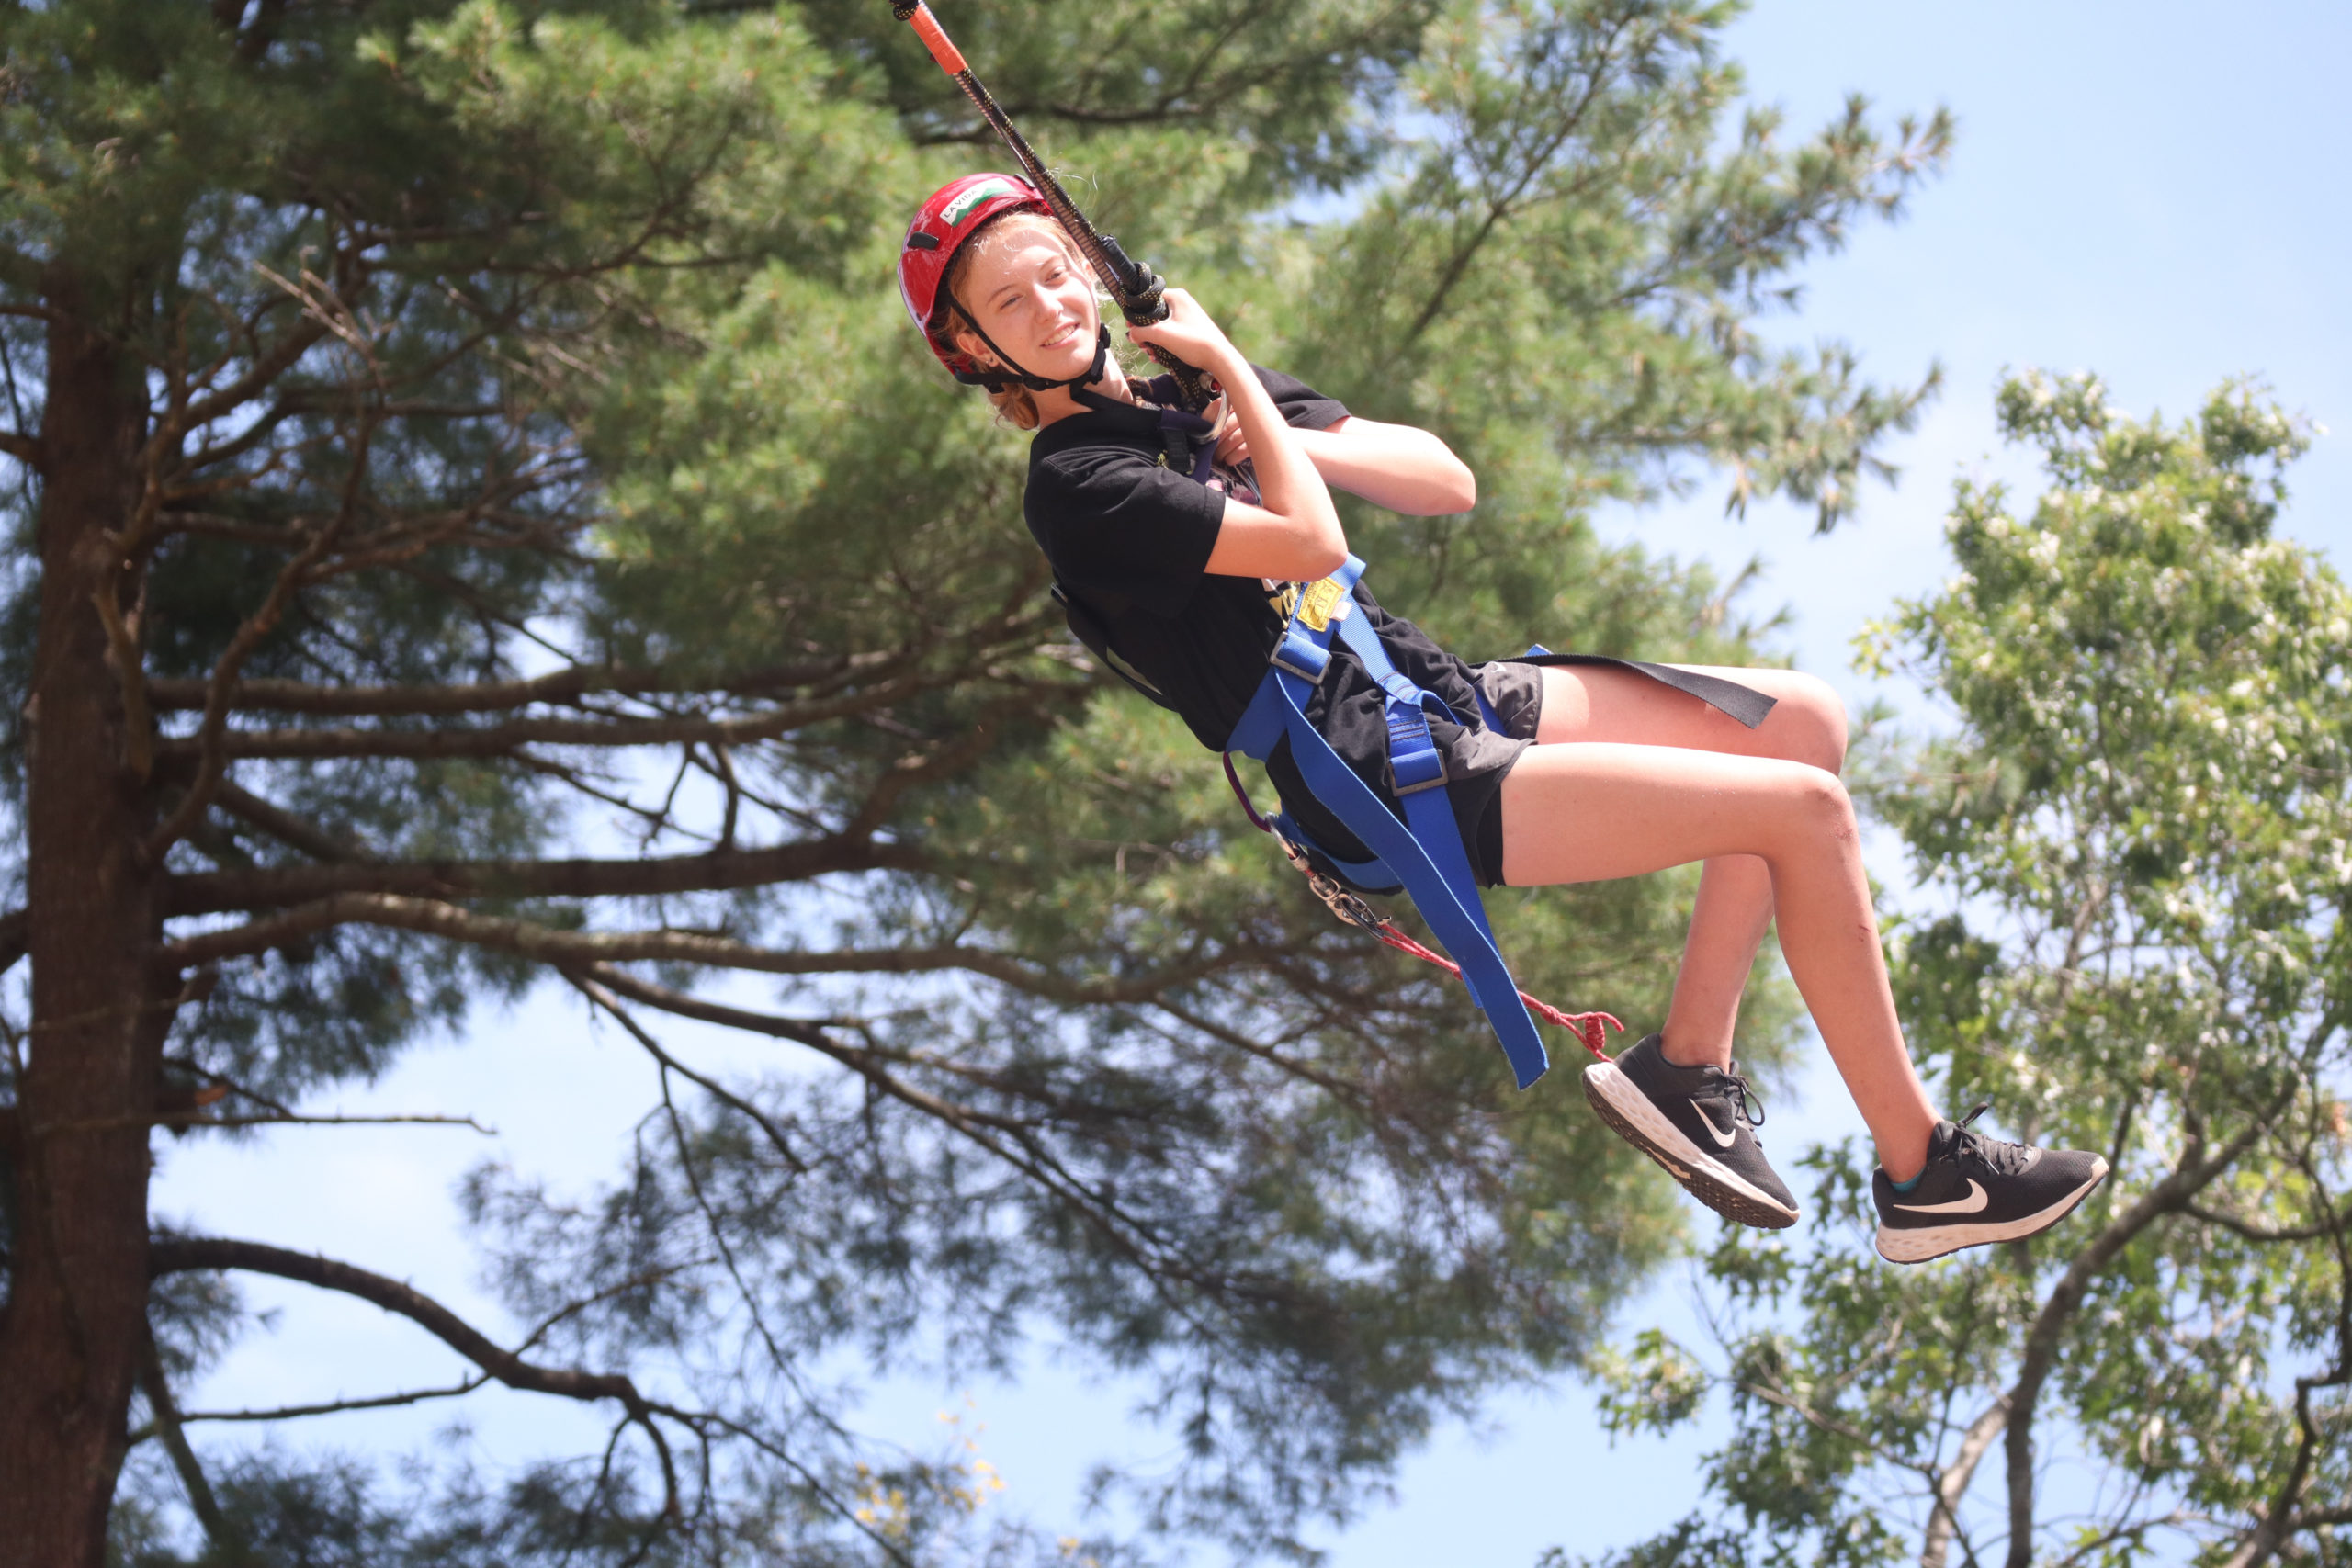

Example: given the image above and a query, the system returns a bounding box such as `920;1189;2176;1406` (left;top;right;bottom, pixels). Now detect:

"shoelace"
1712;1066;1767;1135
1944;1101;2035;1175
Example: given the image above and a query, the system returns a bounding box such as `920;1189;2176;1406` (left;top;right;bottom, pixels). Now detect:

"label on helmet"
942;177;1021;229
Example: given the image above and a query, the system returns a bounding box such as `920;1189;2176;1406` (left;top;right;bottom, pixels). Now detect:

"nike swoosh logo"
1691;1101;1738;1148
1894;1179;1988;1214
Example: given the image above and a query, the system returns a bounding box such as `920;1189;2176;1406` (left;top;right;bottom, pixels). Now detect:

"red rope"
1223;752;1623;1064
1368;921;1623;1063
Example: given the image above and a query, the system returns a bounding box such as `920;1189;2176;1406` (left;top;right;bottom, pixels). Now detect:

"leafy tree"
0;0;1943;1561
1567;373;2352;1568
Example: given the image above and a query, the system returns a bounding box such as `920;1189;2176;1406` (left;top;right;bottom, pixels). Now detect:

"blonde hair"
936;211;1100;432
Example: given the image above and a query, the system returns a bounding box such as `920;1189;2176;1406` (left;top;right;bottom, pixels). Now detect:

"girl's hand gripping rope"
887;0;1213;409
1124;288;1242;382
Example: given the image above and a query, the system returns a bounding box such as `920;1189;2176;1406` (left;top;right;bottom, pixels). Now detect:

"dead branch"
88;582;155;780
159;1375;490;1431
173;316;333;435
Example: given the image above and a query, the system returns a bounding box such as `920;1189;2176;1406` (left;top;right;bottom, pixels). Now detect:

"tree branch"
45;1110;493;1136
145;667;999;761
163;893;1236;1007
135;1327;241;1554
564;970;808;1175
166;316;334;442
585;966;1237;1330
1923;1395;2009;1568
141;658;888;716
209;778;376;863
167;833;926;914
163;1375;490;1431
149;1236;682;1514
145;497;359;863
2002;1082;2299;1568
1734;1378;1918;1473
2183;1202;2347;1244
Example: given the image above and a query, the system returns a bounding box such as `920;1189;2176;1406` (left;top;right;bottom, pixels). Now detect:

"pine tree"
0;1;1942;1560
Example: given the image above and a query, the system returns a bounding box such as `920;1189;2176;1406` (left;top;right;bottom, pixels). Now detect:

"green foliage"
1564;375;2352;1568
0;0;1949;1560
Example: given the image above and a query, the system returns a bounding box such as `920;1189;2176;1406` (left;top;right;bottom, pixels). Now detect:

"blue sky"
154;3;2352;1563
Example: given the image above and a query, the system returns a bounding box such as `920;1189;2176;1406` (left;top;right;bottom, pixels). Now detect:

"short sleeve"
1025;446;1227;617
1252;365;1351;431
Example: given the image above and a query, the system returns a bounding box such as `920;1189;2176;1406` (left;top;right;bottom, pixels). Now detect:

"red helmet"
899;173;1053;384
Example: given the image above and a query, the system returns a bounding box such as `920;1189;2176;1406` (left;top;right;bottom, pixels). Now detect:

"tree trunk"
0;275;171;1565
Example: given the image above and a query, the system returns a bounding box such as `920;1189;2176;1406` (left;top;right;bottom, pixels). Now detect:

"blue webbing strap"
1227;559;1550;1089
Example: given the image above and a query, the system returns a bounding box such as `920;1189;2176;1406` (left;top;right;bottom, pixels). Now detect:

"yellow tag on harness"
1296;575;1349;632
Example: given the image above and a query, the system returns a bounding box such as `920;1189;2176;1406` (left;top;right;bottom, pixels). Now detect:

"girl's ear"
952;326;997;371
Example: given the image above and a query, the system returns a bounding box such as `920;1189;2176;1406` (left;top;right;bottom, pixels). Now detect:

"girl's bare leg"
1507;666;1937;1179
1667;854;1776;1067
1530;665;1841;1069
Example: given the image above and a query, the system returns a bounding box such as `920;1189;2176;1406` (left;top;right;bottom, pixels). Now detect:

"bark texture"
0;278;173;1567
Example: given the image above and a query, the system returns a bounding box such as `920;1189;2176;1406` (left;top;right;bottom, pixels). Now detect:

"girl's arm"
1214;412;1476;517
1128;291;1347;582
1293;419;1476;516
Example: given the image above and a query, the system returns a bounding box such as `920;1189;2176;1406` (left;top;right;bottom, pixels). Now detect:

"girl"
899;173;2107;1263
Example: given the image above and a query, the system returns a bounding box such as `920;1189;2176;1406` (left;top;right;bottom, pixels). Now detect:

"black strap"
957;322;1114;395
1517;653;1779;729
1050;581;1178;710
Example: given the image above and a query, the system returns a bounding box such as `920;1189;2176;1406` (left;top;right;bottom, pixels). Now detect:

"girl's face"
953;225;1101;381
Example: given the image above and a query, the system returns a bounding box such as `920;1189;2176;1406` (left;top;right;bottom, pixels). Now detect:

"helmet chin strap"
955;311;1121;410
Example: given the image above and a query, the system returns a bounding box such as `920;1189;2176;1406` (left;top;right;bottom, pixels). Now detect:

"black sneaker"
1582;1034;1799;1230
1872;1105;2109;1264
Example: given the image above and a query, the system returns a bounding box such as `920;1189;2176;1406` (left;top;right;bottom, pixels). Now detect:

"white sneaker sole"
1582;1061;1799;1230
1873;1159;2111;1264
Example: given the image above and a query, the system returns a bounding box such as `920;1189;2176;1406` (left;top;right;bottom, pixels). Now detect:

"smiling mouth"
1041;321;1082;352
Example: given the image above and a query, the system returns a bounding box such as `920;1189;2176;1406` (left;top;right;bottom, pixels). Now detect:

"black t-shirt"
1023;367;1502;862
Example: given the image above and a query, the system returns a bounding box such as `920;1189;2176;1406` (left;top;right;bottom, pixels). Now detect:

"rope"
1223;753;1623;1064
1366;920;1623;1064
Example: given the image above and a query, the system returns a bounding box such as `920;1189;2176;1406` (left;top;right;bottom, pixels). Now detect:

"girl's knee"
1769;672;1848;773
1775;762;1859;847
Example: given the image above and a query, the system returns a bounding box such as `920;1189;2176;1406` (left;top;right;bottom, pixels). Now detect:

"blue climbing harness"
1223;556;1553;1090
1041;384;1772;1087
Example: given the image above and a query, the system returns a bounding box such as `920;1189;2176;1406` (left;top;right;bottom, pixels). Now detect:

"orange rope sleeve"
907;4;968;75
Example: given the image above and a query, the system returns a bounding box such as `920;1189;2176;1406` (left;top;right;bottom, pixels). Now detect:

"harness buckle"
1270;628;1330;682
1387;722;1447;795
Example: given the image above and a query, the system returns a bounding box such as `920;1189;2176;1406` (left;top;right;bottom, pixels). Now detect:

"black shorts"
1447;660;1544;889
